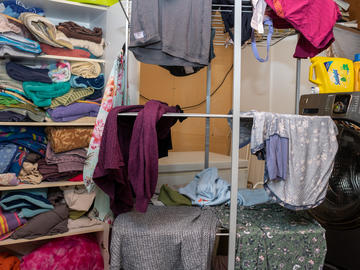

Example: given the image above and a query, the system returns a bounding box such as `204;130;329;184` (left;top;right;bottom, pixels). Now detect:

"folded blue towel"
179;167;271;206
0;189;54;218
0;33;41;54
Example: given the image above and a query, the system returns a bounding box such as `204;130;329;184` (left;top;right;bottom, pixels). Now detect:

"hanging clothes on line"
265;0;341;58
83;52;128;222
212;0;253;45
129;0;212;73
93;100;185;215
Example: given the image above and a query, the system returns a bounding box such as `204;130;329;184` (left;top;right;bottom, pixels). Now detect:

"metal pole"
228;0;241;269
204;64;211;169
124;0;129;101
295;58;301;114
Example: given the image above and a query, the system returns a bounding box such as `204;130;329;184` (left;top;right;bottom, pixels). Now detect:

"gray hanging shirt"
129;0;212;66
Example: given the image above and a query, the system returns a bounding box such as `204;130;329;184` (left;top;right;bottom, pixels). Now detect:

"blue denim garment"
227;110;253;149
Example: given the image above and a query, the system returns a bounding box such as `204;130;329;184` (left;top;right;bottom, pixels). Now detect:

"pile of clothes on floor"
0;59;102;122
0;126;93;186
0;234;104;270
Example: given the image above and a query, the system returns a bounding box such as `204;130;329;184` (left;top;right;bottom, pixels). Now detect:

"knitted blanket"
110;205;218;270
70;61;101;79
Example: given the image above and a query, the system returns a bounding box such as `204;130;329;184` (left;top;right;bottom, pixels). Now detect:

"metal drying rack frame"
117;1;302;269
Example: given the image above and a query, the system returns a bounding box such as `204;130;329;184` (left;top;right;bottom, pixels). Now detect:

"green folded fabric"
50;87;94;108
158;185;192;206
69;210;87;220
0;96;20;106
23;81;71;107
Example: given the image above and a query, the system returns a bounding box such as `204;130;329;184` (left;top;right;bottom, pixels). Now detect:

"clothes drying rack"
117;1;302;269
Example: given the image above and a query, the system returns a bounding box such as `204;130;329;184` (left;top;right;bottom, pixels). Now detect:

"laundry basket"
66;0;118;6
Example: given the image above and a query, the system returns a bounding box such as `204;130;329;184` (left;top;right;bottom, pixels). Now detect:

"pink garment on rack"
20;235;104;270
265;0;341;58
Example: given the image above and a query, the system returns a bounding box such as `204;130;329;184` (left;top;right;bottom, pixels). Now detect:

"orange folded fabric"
40;43;91;59
0;252;20;270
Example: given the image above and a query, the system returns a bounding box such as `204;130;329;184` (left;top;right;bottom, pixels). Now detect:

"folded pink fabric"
40;43;91;58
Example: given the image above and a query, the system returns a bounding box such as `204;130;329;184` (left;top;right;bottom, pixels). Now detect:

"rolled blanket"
48;61;71;83
57;21;102;44
70;61;101;79
6;62;52;83
50;87;94;108
68;37;104;57
22;81;71;107
0;13;21;34
40;43;90;58
47;102;100;122
0;32;41;54
70;74;104;90
19;13;72;49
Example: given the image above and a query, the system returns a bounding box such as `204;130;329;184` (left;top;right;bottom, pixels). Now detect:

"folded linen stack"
0;14;41;57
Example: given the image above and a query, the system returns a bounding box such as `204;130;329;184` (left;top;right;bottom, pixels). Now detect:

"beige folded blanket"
67;37;104;57
19;13;73;49
71;61;101;78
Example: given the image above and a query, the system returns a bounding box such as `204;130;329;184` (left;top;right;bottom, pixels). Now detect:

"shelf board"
0;121;96;126
0;224;105;245
0;181;84;191
118;113;234;118
7;54;105;64
49;0;108;11
24;0;108;22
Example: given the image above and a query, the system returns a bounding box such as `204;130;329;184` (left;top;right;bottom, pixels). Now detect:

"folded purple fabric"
46;102;100;122
45;143;86;173
37;158;81;182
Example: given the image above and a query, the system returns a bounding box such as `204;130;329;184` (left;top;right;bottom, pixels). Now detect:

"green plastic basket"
66;0;118;7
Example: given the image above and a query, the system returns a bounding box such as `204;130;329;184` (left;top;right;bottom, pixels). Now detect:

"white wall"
240;35;313;114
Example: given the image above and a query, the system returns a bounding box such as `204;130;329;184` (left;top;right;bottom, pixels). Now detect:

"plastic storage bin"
66;0;118;6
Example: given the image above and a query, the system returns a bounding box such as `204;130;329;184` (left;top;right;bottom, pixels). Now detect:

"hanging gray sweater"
110;205;218;270
129;0;212;67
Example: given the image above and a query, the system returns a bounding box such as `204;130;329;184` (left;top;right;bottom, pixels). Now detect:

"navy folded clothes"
6;62;52;83
70;74;104;90
0;189;54;218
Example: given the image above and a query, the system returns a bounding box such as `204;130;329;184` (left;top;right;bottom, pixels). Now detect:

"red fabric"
265;0;341;58
0;253;20;270
68;174;83;182
40;43;91;58
20;235;104;270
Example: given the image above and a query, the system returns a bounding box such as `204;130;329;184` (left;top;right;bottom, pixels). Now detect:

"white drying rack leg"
295;58;301;114
228;0;242;269
204;64;212;169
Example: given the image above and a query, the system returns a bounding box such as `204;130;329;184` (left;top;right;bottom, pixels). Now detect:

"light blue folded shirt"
179;167;270;207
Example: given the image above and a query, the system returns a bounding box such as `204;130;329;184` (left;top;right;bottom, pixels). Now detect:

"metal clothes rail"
117;1;301;269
